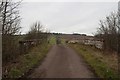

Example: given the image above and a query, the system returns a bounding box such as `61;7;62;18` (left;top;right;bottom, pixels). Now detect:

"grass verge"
3;43;51;78
69;43;118;79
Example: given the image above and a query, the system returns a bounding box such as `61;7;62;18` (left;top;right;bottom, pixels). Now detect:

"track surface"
28;45;96;78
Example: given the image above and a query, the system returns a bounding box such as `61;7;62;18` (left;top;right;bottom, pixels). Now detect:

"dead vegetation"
69;43;118;78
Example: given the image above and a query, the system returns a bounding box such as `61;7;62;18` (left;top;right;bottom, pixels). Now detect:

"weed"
5;43;51;78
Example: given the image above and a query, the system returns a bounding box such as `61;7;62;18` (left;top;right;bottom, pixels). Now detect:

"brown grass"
69;43;118;78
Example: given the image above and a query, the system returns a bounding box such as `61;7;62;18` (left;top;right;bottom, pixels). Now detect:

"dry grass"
81;44;118;72
87;46;118;73
69;43;118;78
2;43;51;78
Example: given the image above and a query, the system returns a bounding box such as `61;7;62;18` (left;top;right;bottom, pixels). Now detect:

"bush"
2;35;20;64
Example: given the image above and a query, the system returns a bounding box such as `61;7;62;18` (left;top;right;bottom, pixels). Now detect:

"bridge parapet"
19;39;42;54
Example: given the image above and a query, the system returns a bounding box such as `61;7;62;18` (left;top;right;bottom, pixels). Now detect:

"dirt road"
28;45;96;78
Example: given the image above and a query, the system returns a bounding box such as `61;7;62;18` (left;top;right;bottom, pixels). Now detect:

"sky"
19;1;118;35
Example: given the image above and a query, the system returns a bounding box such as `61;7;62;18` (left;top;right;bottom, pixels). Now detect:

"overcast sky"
19;1;118;35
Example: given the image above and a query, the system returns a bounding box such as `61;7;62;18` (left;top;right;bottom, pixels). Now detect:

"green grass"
69;44;118;79
61;38;66;45
6;43;51;78
49;35;56;45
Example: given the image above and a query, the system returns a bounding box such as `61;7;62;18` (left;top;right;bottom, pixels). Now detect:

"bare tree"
1;0;22;35
25;21;44;40
96;12;118;52
1;0;22;63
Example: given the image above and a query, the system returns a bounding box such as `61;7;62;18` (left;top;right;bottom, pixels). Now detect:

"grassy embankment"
4;35;56;78
69;43;118;78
